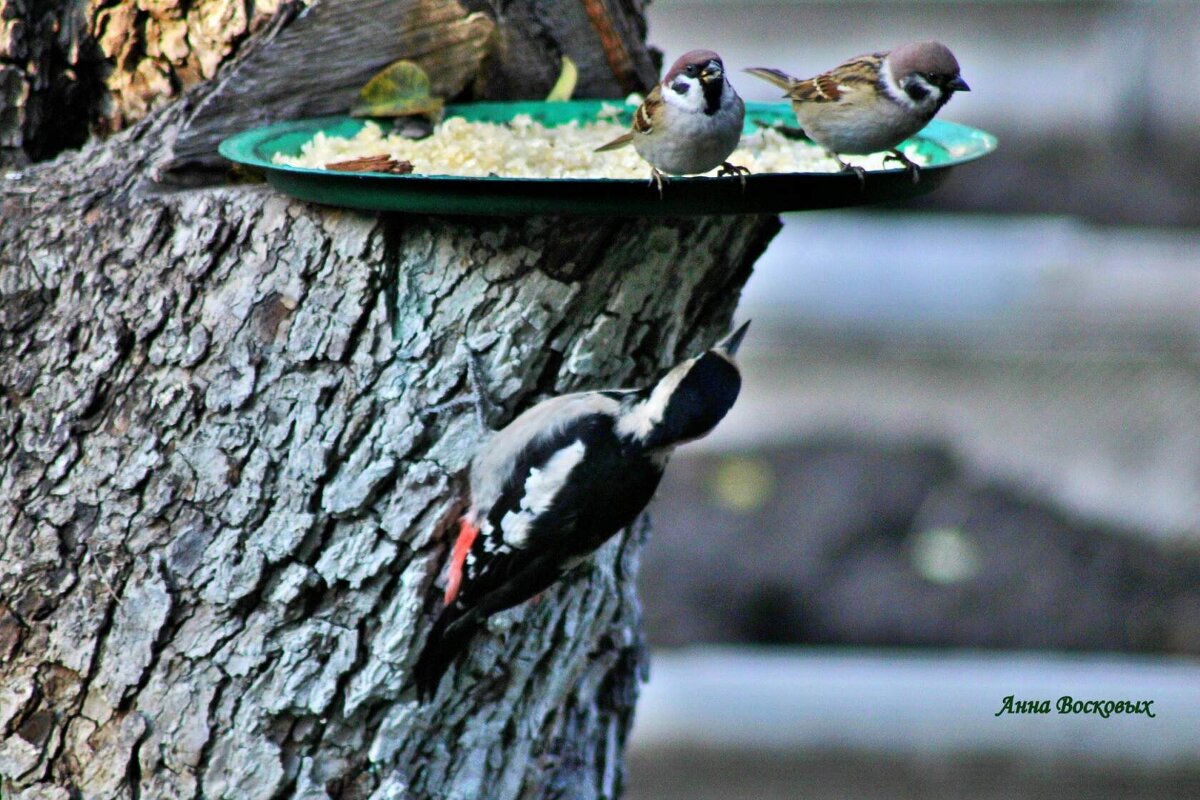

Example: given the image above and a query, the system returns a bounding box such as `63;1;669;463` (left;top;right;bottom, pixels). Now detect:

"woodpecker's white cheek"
617;360;693;441
501;440;587;548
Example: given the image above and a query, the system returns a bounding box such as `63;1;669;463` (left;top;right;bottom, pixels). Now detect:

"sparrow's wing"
789;72;845;102
595;85;663;151
744;67;799;93
791;54;884;103
595;132;634;152
748;54;883;104
632;85;663;136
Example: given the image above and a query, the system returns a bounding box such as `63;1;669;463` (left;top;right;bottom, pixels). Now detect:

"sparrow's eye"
685;64;699;77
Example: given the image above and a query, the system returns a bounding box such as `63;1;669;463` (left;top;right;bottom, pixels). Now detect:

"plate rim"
218;100;999;184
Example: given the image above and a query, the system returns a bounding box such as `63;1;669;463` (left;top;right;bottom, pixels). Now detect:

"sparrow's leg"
648;167;668;199
830;152;866;189
717;162;751;191
421;348;501;431
885;149;921;184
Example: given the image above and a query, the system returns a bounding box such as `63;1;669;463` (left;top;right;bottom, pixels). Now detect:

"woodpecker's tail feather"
413;607;481;701
595;132;634;152
744;67;797;92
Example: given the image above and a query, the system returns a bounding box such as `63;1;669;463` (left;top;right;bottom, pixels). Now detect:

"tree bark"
0;3;780;799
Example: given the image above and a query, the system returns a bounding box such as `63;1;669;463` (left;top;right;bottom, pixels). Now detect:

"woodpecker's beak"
948;75;970;92
716;320;751;356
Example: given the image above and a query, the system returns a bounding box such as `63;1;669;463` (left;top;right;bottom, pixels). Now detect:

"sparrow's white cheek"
662;76;704;111
897;76;940;109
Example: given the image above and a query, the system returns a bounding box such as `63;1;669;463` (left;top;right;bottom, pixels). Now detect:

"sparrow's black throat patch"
701;79;723;115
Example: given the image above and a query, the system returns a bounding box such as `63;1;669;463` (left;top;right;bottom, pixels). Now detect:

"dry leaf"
326;155;415;174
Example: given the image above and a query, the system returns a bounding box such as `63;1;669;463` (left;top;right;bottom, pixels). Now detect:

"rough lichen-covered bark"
0;2;780;798
0;139;778;797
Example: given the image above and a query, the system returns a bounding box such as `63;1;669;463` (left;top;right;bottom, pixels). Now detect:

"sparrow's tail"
744;67;797;93
413;605;482;701
594;132;635;153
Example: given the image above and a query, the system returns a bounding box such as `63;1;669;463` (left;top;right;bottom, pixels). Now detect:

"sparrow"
746;41;969;182
596;49;749;195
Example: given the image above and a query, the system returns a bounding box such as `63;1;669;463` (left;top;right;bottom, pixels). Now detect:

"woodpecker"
413;321;751;698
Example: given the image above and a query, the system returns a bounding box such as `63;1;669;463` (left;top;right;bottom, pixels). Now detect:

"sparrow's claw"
885;150;922;183
832;153;867;190
717;162;751;191
648;167;668;199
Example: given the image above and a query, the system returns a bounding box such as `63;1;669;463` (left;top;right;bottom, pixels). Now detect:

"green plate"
218;100;997;216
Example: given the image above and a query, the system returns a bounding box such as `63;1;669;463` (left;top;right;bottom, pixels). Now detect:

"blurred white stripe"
632;648;1200;766
743;213;1200;332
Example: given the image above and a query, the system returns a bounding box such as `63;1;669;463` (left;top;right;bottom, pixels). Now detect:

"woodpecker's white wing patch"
500;439;587;548
471;392;620;516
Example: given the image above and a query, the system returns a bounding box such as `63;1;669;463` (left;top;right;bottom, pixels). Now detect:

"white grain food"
273;108;924;178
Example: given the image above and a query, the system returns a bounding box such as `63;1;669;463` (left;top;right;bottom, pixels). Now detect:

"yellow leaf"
352;60;445;118
545;56;578;102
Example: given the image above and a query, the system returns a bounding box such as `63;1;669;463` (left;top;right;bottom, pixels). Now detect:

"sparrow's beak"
948;75;970;92
716;320;751;356
700;65;723;83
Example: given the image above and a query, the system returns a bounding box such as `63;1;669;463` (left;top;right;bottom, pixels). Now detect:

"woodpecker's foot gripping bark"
420;348;500;431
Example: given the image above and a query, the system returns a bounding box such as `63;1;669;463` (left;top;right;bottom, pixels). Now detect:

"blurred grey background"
627;2;1200;797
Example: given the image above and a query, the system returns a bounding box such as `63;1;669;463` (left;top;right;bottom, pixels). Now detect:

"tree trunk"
0;3;779;799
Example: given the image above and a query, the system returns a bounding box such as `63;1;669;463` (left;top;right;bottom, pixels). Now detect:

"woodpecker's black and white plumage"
414;321;750;698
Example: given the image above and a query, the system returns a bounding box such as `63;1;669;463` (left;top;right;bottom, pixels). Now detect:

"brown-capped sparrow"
597;49;748;195
746;41;969;183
